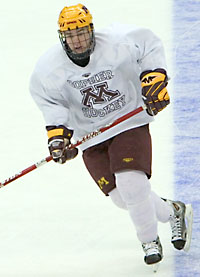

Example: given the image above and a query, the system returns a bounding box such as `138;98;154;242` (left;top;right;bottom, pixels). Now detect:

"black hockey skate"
167;200;193;252
142;236;163;265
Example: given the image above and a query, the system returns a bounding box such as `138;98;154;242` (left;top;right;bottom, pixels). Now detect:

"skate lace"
142;241;159;255
171;215;182;238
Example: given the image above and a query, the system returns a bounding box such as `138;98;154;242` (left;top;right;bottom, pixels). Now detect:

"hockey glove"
140;68;170;116
47;125;78;164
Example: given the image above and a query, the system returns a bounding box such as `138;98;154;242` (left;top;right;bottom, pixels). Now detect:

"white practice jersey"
30;23;167;151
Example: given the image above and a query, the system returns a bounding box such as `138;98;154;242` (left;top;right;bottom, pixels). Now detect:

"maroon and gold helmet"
58;4;93;31
58;4;95;61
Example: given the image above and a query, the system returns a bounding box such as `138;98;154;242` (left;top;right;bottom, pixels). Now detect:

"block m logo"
81;82;120;107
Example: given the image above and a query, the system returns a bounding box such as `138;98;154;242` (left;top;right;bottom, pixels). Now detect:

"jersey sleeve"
29;71;70;128
104;23;167;72
131;27;167;72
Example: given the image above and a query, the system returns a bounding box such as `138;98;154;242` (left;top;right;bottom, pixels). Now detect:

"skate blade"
152;262;160;273
184;204;193;252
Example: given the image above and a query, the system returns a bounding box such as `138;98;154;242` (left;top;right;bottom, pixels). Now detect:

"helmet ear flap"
89;23;94;32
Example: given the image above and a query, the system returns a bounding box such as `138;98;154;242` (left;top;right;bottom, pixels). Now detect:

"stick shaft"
0;105;145;188
0;156;52;188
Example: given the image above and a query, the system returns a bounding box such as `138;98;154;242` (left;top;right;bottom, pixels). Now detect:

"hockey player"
29;4;193;266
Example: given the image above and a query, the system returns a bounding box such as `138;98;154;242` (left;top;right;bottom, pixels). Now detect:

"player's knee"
114;170;151;205
108;188;128;210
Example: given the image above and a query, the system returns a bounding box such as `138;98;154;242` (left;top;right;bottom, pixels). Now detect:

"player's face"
64;26;91;54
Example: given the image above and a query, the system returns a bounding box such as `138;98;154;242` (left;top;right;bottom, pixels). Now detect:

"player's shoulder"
32;43;67;78
96;23;155;44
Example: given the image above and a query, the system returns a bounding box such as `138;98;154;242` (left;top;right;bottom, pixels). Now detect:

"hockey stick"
0;105;146;188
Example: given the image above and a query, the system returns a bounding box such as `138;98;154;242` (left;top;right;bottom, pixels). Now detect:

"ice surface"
172;1;200;276
0;0;198;276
